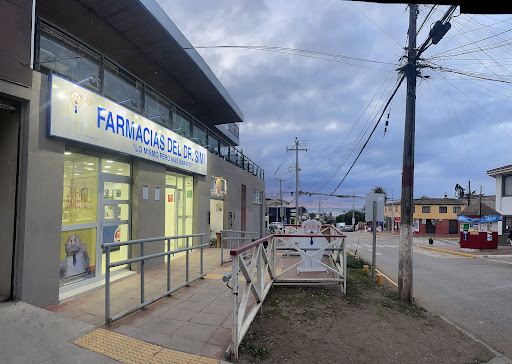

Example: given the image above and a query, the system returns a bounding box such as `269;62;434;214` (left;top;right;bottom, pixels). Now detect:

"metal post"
200;234;204;276
372;201;377;279
399;3;417;304
352;188;355;229
343;237;347;294
221;231;224;265
105;246;111;325
166;239;171;292
186;237;189;283
141;242;145;304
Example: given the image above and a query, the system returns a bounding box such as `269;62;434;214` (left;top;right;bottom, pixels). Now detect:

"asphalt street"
344;231;512;360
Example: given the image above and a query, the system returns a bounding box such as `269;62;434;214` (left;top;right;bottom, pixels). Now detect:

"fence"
102;233;206;325
220;230;259;265
227;227;346;359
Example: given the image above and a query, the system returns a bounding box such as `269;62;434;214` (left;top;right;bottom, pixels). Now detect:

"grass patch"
241;342;270;360
347;254;370;268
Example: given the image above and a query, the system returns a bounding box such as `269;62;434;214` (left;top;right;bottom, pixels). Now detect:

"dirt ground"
237;257;494;364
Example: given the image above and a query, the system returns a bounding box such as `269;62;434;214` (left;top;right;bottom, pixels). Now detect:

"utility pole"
287;137;307;224
276;178;286;227
398;4;417;304
468;180;471;207
398;4;456;304
318;197;321;221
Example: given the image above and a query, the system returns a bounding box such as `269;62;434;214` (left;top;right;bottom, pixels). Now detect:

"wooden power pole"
398;4;417;304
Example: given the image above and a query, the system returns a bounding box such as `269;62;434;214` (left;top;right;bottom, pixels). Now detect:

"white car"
269;222;282;230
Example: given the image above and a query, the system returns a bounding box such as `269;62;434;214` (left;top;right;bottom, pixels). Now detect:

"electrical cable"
329;74;405;196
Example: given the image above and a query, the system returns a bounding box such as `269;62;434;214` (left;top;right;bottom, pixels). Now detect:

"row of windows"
386;206;462;214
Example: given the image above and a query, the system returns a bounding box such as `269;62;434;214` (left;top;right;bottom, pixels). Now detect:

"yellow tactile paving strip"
74;329;218;364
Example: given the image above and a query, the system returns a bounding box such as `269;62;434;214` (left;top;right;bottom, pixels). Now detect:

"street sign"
365;193;385;222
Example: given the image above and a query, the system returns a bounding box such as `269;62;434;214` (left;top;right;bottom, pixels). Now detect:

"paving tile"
190;312;227;327
73;312;104;326
160;307;197;322
106;323;137;335
176;300;210;312
206;327;232;347
161;335;206;355
174;322;218;341
201;303;232;316
127;327;171;346
212;295;232;305
116;311;158;327
141;317;184;334
188;293;218;304
200;343;226;360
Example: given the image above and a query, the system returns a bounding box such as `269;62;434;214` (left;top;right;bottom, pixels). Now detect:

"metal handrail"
103;233;205;325
220;230;259;265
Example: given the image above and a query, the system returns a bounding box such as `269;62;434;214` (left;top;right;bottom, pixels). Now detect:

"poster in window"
60;228;96;280
102;225;121;252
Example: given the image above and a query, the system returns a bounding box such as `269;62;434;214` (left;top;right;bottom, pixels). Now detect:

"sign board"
48;74;207;175
365;193;385;222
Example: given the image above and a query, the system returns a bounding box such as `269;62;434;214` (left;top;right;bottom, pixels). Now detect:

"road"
343;231;512;360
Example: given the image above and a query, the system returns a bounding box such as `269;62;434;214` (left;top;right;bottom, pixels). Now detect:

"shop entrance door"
165;172;194;257
99;159;131;277
0;103;20;300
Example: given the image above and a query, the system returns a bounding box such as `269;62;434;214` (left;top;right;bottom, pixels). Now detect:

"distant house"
487;164;512;245
384;195;496;235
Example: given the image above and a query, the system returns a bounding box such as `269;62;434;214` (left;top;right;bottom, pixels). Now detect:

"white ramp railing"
226;226;346;359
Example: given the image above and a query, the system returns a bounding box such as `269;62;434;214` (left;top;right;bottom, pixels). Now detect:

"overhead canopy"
36;0;244;127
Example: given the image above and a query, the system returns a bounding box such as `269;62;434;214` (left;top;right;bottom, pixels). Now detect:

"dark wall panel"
0;0;33;87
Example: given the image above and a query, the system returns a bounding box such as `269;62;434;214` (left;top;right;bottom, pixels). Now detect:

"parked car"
269;222;282;230
341;225;354;232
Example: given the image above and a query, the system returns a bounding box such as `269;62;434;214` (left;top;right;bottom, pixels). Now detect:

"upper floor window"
453;206;461;214
144;88;171;126
439;206;447;213
395;206;398;212
104;60;142;112
254;190;263;204
422;206;431;213
504;175;512;196
413;206;415;213
40;24;101;92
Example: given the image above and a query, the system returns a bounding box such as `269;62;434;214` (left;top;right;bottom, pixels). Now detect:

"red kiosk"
457;203;501;250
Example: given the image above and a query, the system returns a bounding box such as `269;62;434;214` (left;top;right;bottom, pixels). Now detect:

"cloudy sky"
157;0;512;209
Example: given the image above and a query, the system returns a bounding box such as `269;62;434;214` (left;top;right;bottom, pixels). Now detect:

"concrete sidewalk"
0;301;118;364
45;248;235;362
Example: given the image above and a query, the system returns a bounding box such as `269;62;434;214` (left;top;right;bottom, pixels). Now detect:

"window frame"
422;206;431;213
439;206;447;214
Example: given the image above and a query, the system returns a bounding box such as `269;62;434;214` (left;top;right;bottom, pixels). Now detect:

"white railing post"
231;253;240;360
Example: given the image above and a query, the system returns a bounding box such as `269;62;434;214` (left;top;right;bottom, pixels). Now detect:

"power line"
329;74;406;196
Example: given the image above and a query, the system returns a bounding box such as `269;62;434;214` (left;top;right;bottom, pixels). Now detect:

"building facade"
487;164;512;245
384;197;466;235
0;0;264;307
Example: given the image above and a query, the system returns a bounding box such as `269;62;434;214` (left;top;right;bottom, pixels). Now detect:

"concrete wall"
2;72;66;307
132;159;166;270
197;154;265;242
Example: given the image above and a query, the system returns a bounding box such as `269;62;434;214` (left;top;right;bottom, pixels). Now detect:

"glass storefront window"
101;224;129;273
62;153;98;225
103;181;130;200
208;134;219;154
59;228;97;285
101;159;130;177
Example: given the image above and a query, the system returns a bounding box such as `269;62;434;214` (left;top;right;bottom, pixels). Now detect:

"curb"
417;245;477;258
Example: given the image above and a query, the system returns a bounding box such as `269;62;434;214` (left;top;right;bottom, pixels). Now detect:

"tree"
455;184;477;198
336;210;365;225
325;216;335;225
309;212;316;219
371;186;388;202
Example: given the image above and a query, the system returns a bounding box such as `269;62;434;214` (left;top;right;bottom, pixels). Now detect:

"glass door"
99;159;131;276
165;172;194;257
